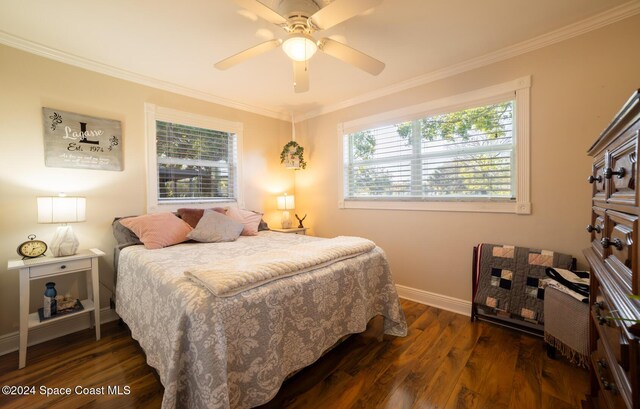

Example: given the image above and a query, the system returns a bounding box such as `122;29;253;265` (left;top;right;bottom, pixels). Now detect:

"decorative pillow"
112;217;143;246
187;209;243;243
253;211;269;231
119;212;193;249
177;207;227;228
226;207;262;236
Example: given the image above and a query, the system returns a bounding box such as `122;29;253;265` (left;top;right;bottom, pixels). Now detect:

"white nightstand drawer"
29;258;92;278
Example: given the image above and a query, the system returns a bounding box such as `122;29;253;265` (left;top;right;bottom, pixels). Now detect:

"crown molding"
0;31;290;121
296;1;640;122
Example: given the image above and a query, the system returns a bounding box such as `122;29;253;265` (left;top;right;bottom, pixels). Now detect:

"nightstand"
270;227;308;235
7;248;104;369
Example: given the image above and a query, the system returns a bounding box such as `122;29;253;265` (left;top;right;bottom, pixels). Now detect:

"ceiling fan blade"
232;0;287;26
293;61;309;93
318;38;385;75
309;0;382;30
214;39;282;70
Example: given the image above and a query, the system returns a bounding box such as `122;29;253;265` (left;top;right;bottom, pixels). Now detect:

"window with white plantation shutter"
339;76;531;214
145;104;243;212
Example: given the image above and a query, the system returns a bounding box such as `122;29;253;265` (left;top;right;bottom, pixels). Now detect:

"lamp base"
281;211;292;229
51;225;79;257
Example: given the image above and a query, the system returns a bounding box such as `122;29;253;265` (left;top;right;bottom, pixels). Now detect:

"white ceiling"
0;0;637;120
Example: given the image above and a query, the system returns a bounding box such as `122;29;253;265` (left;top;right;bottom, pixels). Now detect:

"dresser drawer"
593;296;630;371
29;258;92;279
592;341;628;409
590;206;606;258
591;154;608;202
603;210;636;293
608;132;638;206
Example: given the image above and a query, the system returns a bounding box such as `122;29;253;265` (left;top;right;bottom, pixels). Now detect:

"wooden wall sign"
42;107;123;171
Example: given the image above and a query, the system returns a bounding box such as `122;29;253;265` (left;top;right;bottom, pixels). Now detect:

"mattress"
115;231;407;408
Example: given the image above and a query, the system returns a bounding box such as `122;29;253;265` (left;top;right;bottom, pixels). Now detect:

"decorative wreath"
280;140;307;169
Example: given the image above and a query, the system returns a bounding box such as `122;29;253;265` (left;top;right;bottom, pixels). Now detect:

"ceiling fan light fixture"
282;33;317;61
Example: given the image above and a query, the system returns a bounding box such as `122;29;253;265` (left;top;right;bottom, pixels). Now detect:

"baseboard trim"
0;307;120;357
396;284;471;317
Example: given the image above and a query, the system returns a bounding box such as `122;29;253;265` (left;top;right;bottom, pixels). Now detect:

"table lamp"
37;195;86;257
276;194;295;229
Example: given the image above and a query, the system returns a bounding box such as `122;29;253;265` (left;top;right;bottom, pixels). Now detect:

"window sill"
339;199;531;214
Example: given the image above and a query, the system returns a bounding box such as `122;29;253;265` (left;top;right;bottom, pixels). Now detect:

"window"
345;100;514;199
145;104;243;212
339;77;531;214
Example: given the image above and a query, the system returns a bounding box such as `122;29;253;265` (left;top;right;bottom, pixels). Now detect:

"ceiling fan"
215;0;385;93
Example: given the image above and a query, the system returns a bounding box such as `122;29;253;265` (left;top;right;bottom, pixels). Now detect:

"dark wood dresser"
585;89;640;409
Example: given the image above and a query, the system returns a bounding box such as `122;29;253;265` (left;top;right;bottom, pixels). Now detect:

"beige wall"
1;14;638;339
295;15;640;302
0;44;293;336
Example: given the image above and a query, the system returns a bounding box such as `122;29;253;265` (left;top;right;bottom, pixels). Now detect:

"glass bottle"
43;282;57;318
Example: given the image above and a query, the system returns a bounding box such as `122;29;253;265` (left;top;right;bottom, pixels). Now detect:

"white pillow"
187;209;244;243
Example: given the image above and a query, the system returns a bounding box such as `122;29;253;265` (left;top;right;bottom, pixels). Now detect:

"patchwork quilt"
473;243;574;325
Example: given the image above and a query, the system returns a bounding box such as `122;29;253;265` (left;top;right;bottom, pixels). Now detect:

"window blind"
344;100;515;200
156;121;237;202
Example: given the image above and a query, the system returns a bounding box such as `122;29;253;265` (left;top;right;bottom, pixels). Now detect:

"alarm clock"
17;234;48;259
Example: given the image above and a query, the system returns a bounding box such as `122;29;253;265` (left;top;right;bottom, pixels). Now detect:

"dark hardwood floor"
0;299;588;408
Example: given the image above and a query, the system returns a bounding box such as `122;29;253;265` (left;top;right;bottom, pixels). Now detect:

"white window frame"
145;103;244;213
338;76;531;214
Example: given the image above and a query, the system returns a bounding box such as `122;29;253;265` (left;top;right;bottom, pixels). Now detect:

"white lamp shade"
276;195;295;210
37;197;86;223
282;34;317;62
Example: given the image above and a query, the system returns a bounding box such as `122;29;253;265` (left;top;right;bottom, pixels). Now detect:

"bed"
114;229;407;409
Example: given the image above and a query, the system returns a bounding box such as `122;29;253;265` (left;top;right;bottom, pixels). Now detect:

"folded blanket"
542;267;590;303
185;236;376;297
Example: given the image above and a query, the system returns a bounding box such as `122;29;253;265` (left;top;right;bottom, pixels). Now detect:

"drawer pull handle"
586;224;602;233
600;237;623;250
597;359;608;369
600;377;617;393
597;315;607;325
60;265;66;270
587;175;603;184
603;167;626;179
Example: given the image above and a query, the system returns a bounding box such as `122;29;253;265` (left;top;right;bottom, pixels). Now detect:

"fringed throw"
544;332;589;368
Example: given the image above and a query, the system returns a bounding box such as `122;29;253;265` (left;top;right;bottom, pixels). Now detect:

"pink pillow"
120;212;193;249
226;207;262;236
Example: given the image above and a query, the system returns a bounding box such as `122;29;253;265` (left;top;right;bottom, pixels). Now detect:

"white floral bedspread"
115;231;407;409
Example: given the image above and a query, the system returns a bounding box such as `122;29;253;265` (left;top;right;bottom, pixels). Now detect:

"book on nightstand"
37;299;84;322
